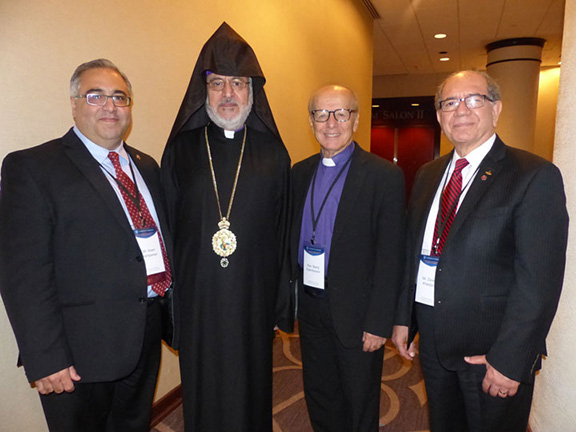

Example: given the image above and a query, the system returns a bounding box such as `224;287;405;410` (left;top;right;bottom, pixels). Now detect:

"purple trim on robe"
298;142;355;273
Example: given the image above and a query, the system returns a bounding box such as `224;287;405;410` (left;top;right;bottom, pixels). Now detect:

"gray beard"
206;89;253;131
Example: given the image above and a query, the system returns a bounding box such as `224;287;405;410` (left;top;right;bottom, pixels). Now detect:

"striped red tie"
432;158;469;256
108;152;171;296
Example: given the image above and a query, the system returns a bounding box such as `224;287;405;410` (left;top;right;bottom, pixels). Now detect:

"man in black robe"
161;22;290;431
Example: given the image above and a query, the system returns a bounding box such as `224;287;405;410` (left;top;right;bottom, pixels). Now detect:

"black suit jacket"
396;136;568;383
287;144;405;348
0;128;175;383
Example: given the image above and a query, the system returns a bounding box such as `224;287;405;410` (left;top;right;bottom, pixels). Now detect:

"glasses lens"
465;95;485;109
441;99;459;112
312;110;329;122
334;109;351;122
230;80;248;91
207;80;224;90
86;94;106;106
112;95;130;107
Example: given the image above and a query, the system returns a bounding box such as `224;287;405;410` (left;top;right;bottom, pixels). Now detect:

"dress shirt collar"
322;142;355;167
73;126;129;166
452;133;496;173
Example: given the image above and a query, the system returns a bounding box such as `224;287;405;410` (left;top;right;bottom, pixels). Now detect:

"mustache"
217;98;239;107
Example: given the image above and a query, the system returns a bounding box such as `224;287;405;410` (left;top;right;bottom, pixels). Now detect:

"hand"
362;332;386;352
392;325;417;361
464;355;520;398
34;366;81;395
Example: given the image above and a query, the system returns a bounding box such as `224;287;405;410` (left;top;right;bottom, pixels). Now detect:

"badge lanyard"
309;154;353;245
100;159;147;229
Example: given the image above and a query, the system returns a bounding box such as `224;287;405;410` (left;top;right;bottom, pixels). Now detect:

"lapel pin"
136;154;141;160
481;170;492;181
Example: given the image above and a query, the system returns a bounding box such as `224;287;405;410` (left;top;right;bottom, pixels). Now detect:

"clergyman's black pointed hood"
166;22;282;145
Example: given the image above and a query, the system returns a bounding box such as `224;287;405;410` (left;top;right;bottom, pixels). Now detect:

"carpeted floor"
152;328;430;432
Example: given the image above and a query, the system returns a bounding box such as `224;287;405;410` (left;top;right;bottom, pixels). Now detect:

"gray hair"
70;58;132;97
435;70;501;109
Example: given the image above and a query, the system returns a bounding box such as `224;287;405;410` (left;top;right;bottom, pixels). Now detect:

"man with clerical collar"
286;84;405;431
393;70;568;432
0;59;174;431
161;23;290;431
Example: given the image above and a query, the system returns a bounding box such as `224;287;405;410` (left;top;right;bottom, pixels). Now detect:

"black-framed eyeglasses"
310;109;357;123
74;93;131;107
206;78;250;92
438;94;493;112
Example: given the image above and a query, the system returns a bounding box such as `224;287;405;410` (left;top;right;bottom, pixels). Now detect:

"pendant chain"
205;125;247;223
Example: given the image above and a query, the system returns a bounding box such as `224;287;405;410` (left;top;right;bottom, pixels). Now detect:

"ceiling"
369;0;565;76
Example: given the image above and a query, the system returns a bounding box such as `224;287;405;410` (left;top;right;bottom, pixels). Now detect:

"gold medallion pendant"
212;218;237;268
205;125;247;268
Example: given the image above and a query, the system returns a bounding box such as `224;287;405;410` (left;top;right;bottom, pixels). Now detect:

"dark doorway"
371;96;441;201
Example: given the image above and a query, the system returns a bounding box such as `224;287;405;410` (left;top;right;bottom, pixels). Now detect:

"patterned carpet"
152;328;430;432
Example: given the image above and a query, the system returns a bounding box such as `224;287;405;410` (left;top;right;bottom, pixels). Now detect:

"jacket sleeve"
486;162;568;382
0;153;74;382
363;165;406;337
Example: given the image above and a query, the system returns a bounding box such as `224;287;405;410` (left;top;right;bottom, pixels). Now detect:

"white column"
486;38;545;153
530;1;576;430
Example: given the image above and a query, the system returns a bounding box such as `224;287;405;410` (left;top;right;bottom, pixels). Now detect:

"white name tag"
415;255;439;307
134;228;166;276
303;244;325;290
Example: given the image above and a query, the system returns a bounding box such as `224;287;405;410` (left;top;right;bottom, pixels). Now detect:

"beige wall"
0;1;373;430
373;70;561;159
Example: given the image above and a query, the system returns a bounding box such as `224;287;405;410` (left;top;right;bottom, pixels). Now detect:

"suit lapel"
413;154;452;253
331;144;367;246
61;129;135;238
291;156;319;256
445;137;507;243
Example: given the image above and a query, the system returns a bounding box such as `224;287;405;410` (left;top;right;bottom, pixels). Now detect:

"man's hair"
435;70;501;109
70;58;132;97
308;85;359;113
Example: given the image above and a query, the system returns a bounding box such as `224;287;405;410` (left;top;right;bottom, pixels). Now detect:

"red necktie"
108;152;171;296
431;158;469;256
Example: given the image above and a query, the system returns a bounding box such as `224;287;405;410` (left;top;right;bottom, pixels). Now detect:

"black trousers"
416;303;534;432
39;298;162;432
298;288;384;432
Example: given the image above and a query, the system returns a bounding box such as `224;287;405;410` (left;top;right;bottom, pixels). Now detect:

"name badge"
303;244;325;290
134;228;166;276
415;254;439;307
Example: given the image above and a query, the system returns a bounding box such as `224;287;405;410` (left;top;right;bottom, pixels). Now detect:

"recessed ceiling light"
434;33;447;39
372;104;380;108
440;57;450;62
411;103;420;107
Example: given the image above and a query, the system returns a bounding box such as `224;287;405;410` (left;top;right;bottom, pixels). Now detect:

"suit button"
139;297;146;303
136;256;143;262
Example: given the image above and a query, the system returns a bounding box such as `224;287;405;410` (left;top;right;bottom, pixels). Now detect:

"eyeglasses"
310;109;357;123
438;94;493;112
206;78;250;92
74;93;131;107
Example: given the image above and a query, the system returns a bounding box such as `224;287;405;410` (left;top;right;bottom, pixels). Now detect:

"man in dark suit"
392;70;568;432
288;85;405;431
0;59;173;432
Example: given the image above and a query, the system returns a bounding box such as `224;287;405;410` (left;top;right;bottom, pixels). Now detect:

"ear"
491;100;503;127
70;97;77;119
352;112;360;132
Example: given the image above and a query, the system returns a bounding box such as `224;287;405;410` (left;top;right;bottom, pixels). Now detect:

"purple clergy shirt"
298;142;355;273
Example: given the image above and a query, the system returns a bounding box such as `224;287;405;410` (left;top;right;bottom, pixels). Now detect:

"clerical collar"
322;142;355;167
220;125;246;140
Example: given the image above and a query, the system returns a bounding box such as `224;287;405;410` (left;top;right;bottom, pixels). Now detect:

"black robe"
162;122;289;431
